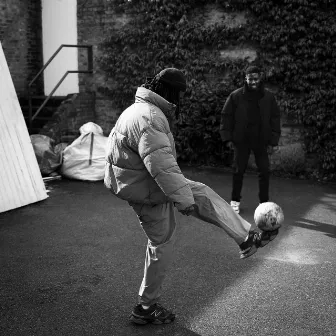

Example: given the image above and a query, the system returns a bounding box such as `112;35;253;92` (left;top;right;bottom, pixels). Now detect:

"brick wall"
77;0;126;135
0;0;43;97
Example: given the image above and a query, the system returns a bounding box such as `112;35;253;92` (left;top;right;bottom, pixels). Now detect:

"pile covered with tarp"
30;135;67;176
31;122;108;181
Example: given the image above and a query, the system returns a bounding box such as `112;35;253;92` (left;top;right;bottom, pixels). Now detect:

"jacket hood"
135;87;176;120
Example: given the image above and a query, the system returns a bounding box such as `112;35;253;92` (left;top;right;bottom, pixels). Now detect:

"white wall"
42;0;79;96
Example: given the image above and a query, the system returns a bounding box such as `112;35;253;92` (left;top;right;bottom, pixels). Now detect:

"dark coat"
219;86;281;146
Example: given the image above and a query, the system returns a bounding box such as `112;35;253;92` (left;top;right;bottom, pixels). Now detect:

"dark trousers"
231;144;270;203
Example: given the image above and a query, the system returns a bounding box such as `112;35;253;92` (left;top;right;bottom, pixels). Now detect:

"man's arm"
138;125;195;211
270;95;281;146
219;94;235;143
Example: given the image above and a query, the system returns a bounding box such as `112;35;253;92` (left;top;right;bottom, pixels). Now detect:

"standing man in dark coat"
219;65;281;214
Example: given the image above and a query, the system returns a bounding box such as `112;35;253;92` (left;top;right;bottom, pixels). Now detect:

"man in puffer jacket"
105;68;279;325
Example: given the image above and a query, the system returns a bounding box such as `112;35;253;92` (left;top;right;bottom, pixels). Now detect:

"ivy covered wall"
78;0;335;179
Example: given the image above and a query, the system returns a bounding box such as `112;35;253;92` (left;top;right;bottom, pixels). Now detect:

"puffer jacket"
104;87;195;210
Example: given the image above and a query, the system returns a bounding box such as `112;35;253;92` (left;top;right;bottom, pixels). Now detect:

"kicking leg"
187;179;251;245
186;179;271;259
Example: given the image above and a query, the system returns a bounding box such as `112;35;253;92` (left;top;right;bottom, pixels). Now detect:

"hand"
179;204;196;216
226;141;234;150
267;145;278;155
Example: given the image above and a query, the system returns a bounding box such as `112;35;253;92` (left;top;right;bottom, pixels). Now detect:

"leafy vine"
97;0;336;178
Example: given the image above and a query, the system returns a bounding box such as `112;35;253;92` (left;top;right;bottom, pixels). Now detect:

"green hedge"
97;0;336;178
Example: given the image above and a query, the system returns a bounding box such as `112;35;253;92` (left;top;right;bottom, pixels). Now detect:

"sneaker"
239;230;262;259
230;201;240;214
259;228;279;247
129;303;175;325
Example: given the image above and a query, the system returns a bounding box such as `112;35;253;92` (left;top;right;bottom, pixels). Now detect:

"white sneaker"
230;201;240;214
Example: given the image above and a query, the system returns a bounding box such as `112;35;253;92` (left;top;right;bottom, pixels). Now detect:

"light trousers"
130;179;251;306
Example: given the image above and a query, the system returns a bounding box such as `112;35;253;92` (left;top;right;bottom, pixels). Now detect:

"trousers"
232;144;270;203
130;179;251;306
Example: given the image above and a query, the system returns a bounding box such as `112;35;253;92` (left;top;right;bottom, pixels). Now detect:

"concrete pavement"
0;167;335;336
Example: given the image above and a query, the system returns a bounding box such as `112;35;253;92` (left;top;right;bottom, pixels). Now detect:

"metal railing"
27;44;93;130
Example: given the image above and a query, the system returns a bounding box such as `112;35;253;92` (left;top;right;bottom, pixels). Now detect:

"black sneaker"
129;303;175;325
259;228;279;247
239;230;262;259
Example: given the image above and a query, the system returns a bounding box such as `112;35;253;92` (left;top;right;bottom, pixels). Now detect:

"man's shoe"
230;201;240;214
239;230;262;259
259;228;279;247
129;303;175;325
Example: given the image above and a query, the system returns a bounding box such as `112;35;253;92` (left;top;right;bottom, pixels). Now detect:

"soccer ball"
254;202;284;231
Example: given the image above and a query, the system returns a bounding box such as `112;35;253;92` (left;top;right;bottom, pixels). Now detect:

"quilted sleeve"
138;125;195;210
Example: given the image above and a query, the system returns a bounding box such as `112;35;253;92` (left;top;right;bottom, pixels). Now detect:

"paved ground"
1;167;335;336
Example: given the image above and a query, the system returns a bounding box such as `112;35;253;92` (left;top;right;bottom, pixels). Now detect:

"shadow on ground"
294;218;336;239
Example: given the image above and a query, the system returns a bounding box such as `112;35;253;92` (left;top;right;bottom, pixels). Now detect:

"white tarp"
61;122;108;181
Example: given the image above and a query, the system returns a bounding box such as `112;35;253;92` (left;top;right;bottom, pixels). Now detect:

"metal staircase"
22;44;93;134
20;96;65;134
